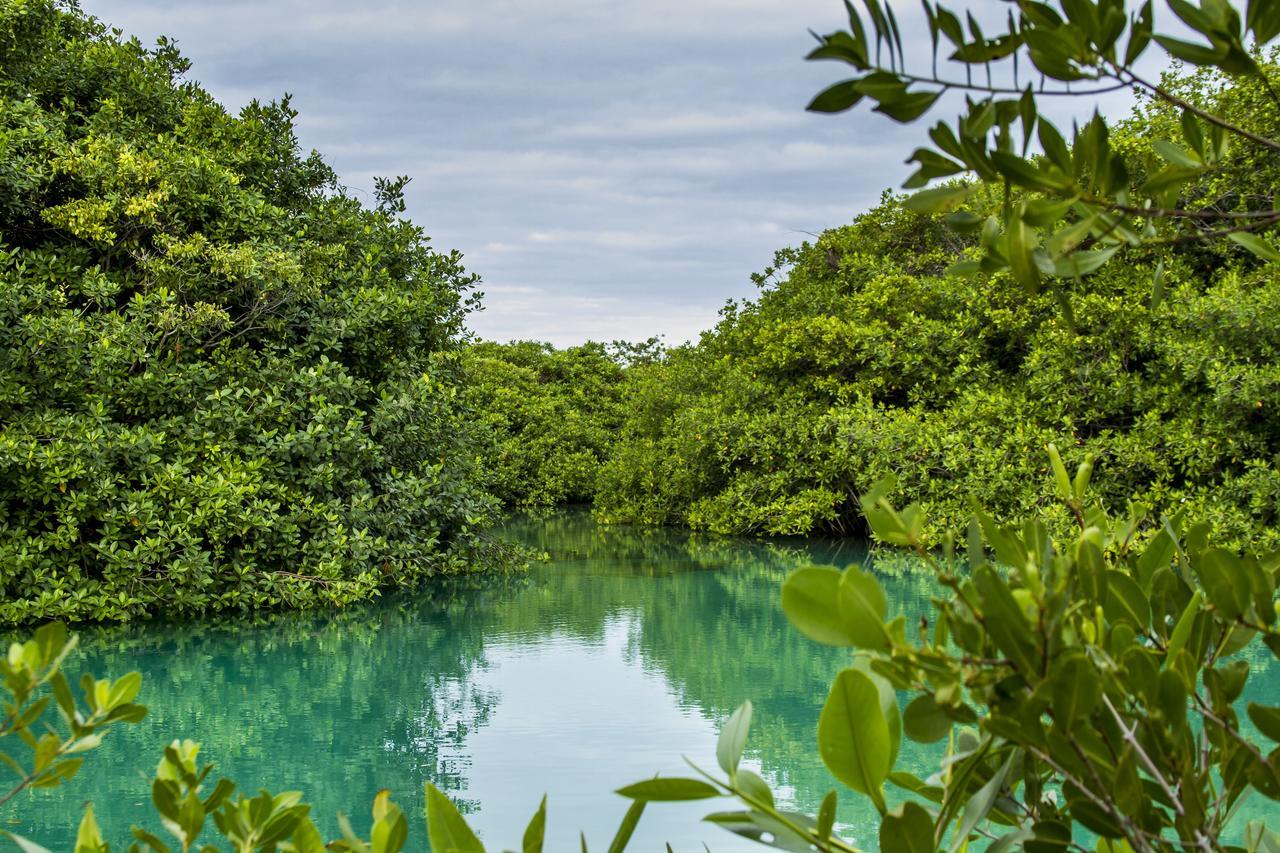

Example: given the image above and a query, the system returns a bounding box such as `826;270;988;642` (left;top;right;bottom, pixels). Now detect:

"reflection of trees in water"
21;511;1272;847
496;512;943;813
19;579;522;845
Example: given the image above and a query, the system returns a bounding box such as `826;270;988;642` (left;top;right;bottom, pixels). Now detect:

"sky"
80;0;1152;346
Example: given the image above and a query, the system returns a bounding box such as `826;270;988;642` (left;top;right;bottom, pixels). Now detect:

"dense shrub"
595;173;1280;545
0;0;501;624
464;340;650;508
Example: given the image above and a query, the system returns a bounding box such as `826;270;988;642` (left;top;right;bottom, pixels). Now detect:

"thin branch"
1122;68;1280;154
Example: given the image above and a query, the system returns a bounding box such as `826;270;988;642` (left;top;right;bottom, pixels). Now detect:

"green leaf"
735;769;774;808
880;801;934;853
1006;212;1042;293
615;778;721;802
873;90;943;123
1229;232;1280;262
425;783;485;853
107;671;143;709
817;791;837;843
837;565;892;650
75;804;106;853
903;694;952;743
1249;0;1280;42
817;668;891;813
288;819;326;853
1125;1;1154;63
703;811;816;851
1052;245;1119;279
973;565;1039;673
371;791;409;853
1051;653;1101;729
129;825;171;853
1141;163;1203;195
1104;571;1151;630
716;701;752;777
522;795;547;853
1249;703;1280;742
1152;139;1202;168
807;81;865;114
903;184;974;214
991;152;1072;191
950;750;1016;852
1154;35;1226;66
606;800;646;853
1150;259;1166;311
1022;197;1076;228
781;567;854;646
1048;444;1071;500
1164;589;1203;666
1244;819;1280;853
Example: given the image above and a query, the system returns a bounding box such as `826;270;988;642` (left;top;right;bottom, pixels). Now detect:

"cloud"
81;0;1157;345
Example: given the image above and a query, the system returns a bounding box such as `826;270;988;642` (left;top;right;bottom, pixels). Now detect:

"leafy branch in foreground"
807;0;1280;291
0;623;145;848
613;458;1280;852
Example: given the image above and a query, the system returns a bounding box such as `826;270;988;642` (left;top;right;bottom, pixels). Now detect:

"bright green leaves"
74;805;108;853
771;456;1280;848
808;0;1280;293
370;790;409;853
817;668;893;814
859;476;927;548
0;623;146;816
521;795;547;853
838;567;892;651
781;565;892;650
0;0;505;626
1229;232;1280;262
1006;207;1043;293
716;701;752;778
781;567;855;646
615;778;721;802
425;783;485;853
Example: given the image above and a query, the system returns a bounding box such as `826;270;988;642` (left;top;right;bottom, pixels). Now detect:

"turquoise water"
8;512;1278;850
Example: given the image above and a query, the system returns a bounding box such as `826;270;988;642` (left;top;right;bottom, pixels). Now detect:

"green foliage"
0;0;502;624
605;471;1280;851
0;622;145;850
807;0;1280;284
463;341;641;509
595;147;1280;544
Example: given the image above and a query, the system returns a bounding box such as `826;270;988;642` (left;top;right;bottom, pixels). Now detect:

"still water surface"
13;512;1278;850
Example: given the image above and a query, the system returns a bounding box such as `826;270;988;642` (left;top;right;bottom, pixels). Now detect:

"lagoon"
12;512;1277;850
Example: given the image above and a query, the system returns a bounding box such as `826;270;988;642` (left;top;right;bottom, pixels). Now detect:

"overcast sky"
81;0;1154;346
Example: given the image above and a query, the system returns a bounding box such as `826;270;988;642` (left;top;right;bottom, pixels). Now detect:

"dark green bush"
0;0;500;624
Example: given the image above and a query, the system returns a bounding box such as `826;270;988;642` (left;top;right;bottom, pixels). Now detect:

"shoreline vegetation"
3;0;1280;850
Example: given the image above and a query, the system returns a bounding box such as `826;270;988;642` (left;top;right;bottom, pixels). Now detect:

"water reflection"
11;512;1276;850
